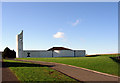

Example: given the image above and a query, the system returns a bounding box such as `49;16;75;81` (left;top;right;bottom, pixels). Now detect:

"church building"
16;30;86;58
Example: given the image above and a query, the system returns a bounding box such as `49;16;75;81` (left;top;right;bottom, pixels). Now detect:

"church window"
19;38;22;41
27;52;30;57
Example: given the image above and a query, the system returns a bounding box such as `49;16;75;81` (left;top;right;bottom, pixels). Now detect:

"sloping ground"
86;53;120;57
18;54;120;76
3;59;76;82
16;59;119;82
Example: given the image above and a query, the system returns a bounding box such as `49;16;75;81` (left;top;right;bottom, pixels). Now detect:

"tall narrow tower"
16;30;23;58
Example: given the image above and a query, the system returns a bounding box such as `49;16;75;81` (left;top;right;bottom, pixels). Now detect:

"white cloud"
53;32;64;38
72;19;80;26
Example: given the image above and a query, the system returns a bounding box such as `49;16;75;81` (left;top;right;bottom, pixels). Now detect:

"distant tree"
2;47;16;59
2;47;10;58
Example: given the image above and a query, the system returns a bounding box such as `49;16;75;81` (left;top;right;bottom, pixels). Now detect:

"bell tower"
16;30;23;58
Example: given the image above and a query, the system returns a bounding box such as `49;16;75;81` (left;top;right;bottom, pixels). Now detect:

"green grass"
3;59;76;82
18;54;120;76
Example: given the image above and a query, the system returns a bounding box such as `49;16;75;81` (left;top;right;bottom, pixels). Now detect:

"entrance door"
27;52;30;57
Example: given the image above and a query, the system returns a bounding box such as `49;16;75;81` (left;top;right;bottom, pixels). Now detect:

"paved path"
2;61;20;83
16;59;120;83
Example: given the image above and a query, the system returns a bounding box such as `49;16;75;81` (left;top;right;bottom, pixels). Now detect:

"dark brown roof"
48;47;72;51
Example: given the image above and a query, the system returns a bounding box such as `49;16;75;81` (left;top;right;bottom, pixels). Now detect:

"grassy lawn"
18;54;120;76
3;59;76;82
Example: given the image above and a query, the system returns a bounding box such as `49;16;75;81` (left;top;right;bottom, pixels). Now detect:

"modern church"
16;30;86;58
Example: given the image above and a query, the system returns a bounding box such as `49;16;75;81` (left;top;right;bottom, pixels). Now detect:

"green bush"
2;47;16;58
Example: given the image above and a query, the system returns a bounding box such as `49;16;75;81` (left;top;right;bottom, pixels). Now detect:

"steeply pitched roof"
48;47;72;51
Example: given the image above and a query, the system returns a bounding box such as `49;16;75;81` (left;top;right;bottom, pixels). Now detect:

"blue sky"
1;2;118;54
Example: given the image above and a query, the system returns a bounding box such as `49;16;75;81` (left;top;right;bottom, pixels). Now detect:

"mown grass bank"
18;54;120;76
3;59;76;82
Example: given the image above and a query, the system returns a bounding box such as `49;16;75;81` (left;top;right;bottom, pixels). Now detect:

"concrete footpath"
16;59;120;83
2;61;20;83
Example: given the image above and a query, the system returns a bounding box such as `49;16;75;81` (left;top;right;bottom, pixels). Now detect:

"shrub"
2;47;16;59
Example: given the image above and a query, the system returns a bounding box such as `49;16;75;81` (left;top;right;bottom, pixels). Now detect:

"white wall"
53;50;86;57
23;50;52;58
53;50;74;57
75;50;86;57
20;50;85;58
